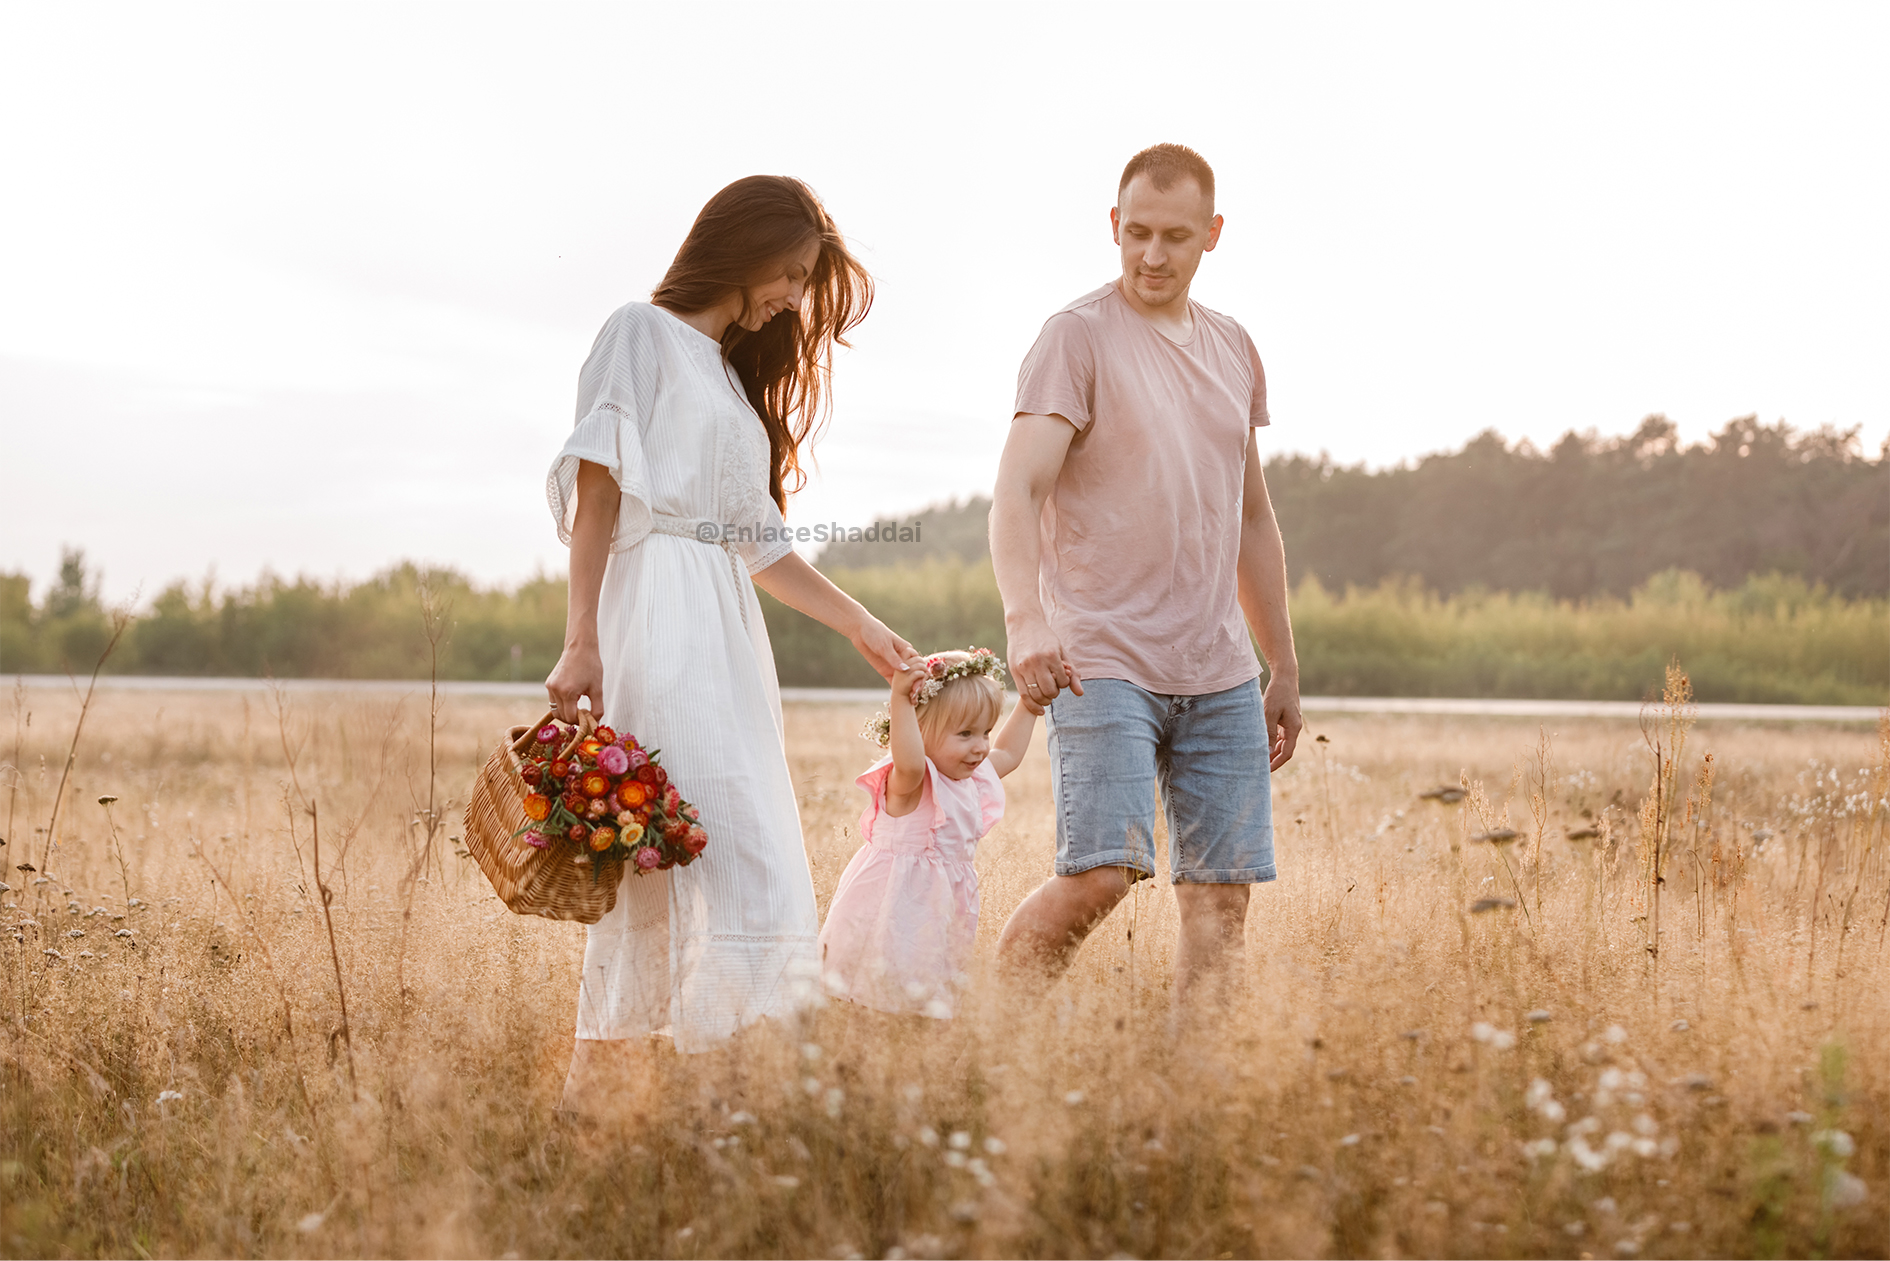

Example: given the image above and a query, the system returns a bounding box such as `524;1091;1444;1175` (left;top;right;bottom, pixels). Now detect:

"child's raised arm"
883;659;930;817
984;693;1038;779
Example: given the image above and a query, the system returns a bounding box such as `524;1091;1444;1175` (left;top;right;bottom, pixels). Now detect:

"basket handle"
508;707;598;761
510;709;557;756
557;708;598;761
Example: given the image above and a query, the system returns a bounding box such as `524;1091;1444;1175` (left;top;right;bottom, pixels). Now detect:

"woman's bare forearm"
751;552;871;638
752;551;915;681
565;461;616;648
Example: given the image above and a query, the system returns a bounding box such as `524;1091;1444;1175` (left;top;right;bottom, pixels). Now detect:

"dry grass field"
1;679;1884;1259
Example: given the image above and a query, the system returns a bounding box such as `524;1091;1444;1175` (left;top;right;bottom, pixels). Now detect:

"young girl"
818;648;1036;1018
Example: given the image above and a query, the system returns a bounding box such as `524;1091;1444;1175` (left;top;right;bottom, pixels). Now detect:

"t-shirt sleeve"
1242;325;1270;428
547;306;659;553
1014;311;1097;431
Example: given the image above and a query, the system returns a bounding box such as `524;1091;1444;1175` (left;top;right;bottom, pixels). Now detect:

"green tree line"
3;419;1883;701
825;416;1887;598
3;550;1882;705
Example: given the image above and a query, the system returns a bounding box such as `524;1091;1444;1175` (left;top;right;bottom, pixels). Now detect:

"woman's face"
736;238;822;332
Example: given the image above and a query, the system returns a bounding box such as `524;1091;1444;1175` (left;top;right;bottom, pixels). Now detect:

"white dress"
547;301;818;1053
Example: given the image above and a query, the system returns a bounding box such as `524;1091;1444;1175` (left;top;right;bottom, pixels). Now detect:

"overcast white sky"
3;2;1885;605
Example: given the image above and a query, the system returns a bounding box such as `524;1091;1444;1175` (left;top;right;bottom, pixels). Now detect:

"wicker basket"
463;708;624;923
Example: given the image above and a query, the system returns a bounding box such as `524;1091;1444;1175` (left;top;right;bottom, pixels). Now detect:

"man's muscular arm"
989;414;1084;713
1235;429;1302;770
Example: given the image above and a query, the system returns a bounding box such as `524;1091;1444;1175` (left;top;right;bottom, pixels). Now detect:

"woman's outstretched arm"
545;459;615;723
752;552;916;681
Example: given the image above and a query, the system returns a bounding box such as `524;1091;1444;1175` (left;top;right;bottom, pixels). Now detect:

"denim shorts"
1045;677;1276;885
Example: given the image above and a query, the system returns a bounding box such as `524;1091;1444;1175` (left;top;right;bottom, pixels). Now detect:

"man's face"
1110;175;1222;309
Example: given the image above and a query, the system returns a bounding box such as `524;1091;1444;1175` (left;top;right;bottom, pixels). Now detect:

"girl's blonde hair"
916;673;1002;746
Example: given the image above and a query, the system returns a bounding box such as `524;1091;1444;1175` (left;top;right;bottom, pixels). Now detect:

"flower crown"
861;647;1007;748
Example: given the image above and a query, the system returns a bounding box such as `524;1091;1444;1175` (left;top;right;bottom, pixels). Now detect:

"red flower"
663;818;688;842
550;759;571;780
593;725;618;744
683;825;708;855
566;824;589;843
635;765;659;786
561;791;586;815
520;763;543;786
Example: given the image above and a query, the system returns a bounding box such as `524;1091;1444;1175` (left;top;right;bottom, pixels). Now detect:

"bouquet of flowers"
514;720;707;875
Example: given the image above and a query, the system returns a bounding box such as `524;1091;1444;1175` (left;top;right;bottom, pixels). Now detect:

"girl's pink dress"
818;756;1004;1018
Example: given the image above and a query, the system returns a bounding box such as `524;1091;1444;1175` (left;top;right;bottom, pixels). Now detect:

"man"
991;143;1302;1007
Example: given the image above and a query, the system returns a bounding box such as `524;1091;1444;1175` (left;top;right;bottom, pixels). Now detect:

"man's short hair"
1118;143;1215;209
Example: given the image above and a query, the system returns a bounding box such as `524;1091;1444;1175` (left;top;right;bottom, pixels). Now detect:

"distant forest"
819;416;1886;597
2;417;1884;703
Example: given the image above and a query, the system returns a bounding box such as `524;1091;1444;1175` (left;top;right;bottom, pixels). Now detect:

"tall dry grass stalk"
1;685;1884;1258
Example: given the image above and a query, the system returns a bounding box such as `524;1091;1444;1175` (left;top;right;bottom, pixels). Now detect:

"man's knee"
1055;865;1139;918
1175;882;1250;931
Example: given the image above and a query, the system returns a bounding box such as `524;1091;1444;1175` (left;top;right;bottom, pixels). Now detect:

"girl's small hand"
890;655;930;706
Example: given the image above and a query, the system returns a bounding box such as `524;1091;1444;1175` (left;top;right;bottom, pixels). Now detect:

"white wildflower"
1812;1130;1855;1159
1567;1137;1609;1172
948;1131;971;1150
1825;1169;1868;1209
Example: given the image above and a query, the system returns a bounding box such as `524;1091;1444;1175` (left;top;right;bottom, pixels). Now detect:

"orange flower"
578;739;604;759
616;781;648;809
581;771;611;799
588;826;617;852
522;793;551;822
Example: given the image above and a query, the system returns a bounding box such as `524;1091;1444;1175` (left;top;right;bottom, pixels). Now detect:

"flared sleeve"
854;756;944;843
727;497;795;575
547;305;660;554
975;762;1006;838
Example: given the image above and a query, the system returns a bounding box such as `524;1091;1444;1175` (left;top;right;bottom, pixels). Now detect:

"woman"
544;176;913;1087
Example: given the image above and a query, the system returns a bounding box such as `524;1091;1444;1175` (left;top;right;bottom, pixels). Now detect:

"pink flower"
634;846;662;870
926;656;947;677
596;745;630;775
626;748;649;771
662;785;682;814
525;831;551;849
536;724;561;744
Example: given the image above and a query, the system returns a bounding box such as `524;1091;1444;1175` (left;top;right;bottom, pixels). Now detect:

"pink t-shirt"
1014;281;1270;696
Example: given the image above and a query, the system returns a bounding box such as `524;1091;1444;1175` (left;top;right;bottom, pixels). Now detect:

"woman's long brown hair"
651;176;873;512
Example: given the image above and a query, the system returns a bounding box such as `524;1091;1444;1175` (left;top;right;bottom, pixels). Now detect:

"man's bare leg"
996;865;1137;979
1173;883;1250;1010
